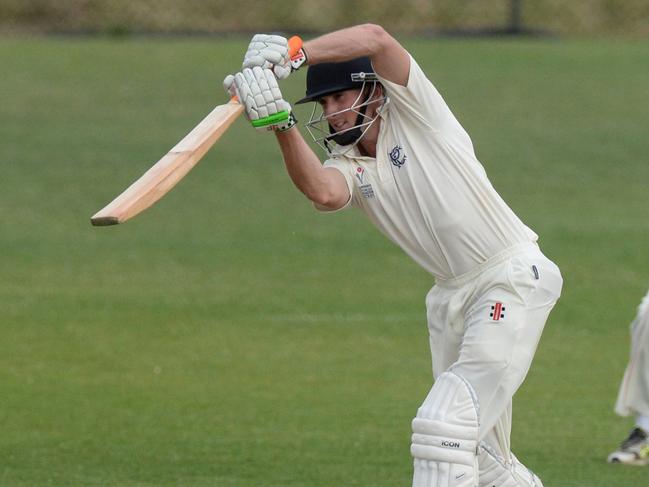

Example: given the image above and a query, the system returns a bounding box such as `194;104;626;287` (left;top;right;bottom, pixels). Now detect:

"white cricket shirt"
321;54;538;280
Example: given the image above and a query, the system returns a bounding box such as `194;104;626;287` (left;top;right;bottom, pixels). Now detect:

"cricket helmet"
296;57;376;104
295;57;386;153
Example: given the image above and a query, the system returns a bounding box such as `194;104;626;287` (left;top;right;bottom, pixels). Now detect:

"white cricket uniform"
615;288;649;418
319;54;563;479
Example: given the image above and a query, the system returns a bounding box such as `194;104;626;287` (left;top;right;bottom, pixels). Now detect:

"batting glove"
223;67;297;132
242;34;307;80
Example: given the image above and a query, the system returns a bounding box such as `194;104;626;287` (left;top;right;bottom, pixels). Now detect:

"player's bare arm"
275;128;350;210
240;26;409;86
223;60;349;211
302;24;410;87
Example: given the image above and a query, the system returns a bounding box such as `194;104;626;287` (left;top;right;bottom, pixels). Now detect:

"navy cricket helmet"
295;56;376;104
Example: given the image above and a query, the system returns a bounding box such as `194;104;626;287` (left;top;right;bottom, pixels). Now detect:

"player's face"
318;89;365;132
306;83;385;153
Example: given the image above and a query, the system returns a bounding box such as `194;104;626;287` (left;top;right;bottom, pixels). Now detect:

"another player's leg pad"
411;372;480;487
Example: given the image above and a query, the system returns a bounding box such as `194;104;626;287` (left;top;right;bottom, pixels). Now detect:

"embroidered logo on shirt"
355;166;375;198
389;145;407;169
490;302;506;321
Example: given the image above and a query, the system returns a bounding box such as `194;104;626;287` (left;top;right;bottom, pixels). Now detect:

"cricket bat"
91;36;303;227
90;101;244;226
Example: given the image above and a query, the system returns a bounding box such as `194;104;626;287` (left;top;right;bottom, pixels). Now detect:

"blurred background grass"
1;0;648;37
0;7;648;487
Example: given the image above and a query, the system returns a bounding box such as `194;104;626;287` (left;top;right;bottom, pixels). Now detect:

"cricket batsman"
224;24;563;486
608;287;649;465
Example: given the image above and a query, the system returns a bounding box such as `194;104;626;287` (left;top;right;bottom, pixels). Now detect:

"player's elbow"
306;188;335;206
359;24;392;54
306;187;347;210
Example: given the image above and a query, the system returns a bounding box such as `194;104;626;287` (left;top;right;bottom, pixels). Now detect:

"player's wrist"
274;111;298;132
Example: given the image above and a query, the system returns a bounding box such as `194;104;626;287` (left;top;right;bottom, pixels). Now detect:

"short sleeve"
376;54;460;133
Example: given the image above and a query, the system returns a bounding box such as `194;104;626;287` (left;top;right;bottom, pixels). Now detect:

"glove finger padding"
243;68;269;118
232;67;294;131
246;34;288;52
258;68;291;113
252;67;275;108
243;35;288;64
244;46;285;66
272;64;292;80
222;74;236;98
242;33;293;80
233;71;255;119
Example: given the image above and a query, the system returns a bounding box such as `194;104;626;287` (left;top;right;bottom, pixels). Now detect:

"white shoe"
607;427;649;466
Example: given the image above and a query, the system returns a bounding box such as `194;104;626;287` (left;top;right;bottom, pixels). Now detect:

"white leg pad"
478;445;543;487
511;453;544;487
411;372;480;487
478;443;518;487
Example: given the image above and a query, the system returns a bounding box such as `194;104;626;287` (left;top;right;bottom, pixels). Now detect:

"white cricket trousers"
424;242;563;463
614;288;649;418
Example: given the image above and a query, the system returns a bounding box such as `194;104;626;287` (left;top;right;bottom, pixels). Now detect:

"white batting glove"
223;67;297;132
242;34;307;80
223;74;237;98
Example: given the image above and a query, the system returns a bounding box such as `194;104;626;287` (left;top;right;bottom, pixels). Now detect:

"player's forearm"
303;24;390;64
275;129;347;208
302;24;409;86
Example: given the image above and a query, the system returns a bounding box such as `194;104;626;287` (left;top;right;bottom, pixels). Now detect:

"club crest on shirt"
489;302;506;321
389;145;407;169
354;166;375;198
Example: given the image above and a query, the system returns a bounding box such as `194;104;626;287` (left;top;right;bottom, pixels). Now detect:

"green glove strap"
251;110;291;128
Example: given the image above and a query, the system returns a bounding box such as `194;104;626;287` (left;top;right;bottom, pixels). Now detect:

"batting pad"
477;443;519;487
477;446;544;487
411;372;479;487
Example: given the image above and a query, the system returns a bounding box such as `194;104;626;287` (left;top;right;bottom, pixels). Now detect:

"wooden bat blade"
91;101;244;226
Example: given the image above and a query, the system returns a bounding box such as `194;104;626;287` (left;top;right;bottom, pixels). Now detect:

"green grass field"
1;36;648;486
